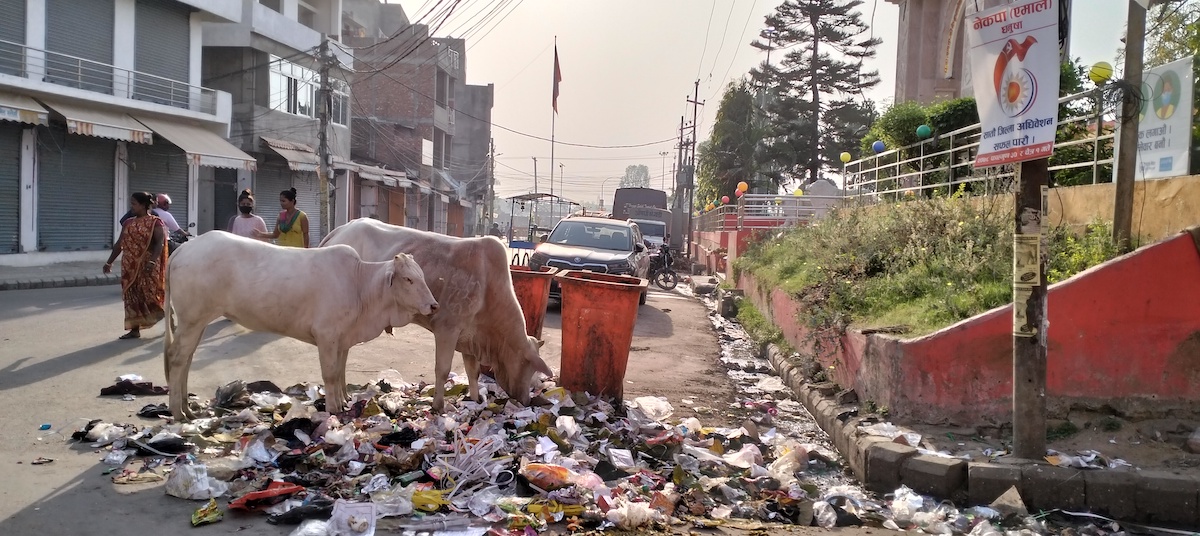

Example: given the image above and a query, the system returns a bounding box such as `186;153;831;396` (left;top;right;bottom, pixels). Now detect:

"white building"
200;0;353;246
0;0;256;266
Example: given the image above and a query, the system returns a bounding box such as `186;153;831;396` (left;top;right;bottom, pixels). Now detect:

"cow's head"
388;253;438;316
495;335;553;405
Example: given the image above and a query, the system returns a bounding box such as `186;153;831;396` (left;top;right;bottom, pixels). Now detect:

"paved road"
0;285;866;535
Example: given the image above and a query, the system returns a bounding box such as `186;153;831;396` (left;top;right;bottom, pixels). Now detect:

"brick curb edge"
762;344;1200;527
0;274;119;291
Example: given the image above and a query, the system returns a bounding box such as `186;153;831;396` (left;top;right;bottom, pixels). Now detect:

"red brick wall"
350;37;440;173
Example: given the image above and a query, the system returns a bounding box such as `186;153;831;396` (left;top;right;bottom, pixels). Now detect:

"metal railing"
0;39;217;115
844;88;1116;200
695;193;841;232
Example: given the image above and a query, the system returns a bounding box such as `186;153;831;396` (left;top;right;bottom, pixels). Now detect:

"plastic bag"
165;463;230;500
102;449;134;466
520;463;577;491
767;445;808;484
890;485;928;524
288;519;330;536
814;501;837;529
721;443;763;469
970;521;1003;536
630;396;674;421
371;483;415;518
605;501;664;530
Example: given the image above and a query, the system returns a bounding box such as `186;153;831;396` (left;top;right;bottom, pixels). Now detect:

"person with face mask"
227;188;268;240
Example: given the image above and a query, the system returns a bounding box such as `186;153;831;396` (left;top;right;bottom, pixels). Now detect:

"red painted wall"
739;230;1200;425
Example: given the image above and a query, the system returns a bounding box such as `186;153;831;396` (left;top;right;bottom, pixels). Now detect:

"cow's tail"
163;264;175;382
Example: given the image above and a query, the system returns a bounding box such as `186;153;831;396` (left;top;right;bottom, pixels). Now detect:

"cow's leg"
462;353;482;403
167;320;207;421
432;328;461;412
335;345;351;408
318;342;346;414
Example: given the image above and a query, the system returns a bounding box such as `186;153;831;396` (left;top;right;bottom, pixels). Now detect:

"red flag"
552;45;562;113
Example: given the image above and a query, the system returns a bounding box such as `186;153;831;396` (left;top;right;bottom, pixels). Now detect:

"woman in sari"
255;187;309;248
104;191;168;340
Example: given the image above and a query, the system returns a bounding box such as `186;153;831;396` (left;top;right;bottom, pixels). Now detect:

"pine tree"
751;0;881;185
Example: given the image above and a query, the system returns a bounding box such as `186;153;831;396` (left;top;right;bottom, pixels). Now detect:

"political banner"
1135;56;1193;179
966;0;1061;168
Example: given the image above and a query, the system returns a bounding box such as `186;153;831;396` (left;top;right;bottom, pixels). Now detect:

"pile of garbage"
75;372;862;533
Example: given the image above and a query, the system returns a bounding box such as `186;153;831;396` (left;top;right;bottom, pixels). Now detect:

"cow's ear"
387;271;394;287
537;339;546;348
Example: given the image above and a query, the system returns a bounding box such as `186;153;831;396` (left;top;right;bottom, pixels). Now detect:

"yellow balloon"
793;189;804;196
774;197;782;204
1089;61;1113;84
840;152;852;163
737;181;749;193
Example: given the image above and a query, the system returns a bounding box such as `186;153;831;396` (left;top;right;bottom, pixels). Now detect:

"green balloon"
916;124;932;139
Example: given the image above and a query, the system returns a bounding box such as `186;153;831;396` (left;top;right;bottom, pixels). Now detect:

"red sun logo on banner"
993;36;1040;118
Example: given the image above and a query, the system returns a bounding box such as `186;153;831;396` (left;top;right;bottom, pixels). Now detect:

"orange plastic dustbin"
509;266;559;340
555;270;648;401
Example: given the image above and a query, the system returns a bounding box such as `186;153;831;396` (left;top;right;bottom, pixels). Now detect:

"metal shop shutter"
254;161;291;228
128;141;189;228
134;0;191;107
292;171;322;245
37;130;115;252
45;0;115;94
0;0;26;77
0;123;21;253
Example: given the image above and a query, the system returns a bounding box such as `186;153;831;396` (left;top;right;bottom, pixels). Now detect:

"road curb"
763;343;1200;526
0;274;119;291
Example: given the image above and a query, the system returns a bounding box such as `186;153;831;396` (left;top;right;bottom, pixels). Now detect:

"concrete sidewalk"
0;261;119;291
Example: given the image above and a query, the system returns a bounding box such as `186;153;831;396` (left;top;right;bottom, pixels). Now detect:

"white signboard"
966;0;1061;168
1136;56;1194;179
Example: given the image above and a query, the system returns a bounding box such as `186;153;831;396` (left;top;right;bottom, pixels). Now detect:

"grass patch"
1098;416;1123;432
1047;421;1081;441
735;193;1122;337
735;300;788;350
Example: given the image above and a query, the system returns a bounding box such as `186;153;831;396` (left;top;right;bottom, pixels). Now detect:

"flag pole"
550;35;557;226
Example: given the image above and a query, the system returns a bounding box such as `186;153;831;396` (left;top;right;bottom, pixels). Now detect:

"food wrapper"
191;498;223;527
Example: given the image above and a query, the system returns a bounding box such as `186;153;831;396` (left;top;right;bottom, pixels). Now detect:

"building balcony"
203;3;352;69
0;38;229;124
433;104;455;136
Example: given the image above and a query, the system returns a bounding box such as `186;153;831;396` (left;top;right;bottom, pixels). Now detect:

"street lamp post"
600;177;615;211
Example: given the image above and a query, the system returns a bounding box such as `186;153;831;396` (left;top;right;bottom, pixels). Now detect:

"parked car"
529;216;651;305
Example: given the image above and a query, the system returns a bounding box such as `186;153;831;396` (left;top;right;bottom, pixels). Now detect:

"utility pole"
532;157;539;230
684;80;704;254
316;36;333;237
659;151;669;190
488;138;496;230
558;162;564;221
1113;0;1147;252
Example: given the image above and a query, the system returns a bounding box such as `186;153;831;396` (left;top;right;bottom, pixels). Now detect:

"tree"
618;164;651;189
751;0;881;186
696;80;763;203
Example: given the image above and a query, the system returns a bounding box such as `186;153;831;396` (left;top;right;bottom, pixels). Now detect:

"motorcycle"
647;243;679;291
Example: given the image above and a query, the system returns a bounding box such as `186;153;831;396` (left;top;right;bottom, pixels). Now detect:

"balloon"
1089;61;1113;84
793;189;804;196
839;152;852;163
916;124;932;139
737;181;749;192
872;140;886;153
721;196;730;204
735;190;744;198
774;197;782;204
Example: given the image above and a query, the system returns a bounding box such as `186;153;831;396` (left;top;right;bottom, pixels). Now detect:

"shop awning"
260;136;318;171
0;91;47;125
134;115;257;171
39;99;152;143
458;198;472;208
356;165;411;188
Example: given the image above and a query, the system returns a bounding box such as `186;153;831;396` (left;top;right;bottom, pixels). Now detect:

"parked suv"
529;216;651;305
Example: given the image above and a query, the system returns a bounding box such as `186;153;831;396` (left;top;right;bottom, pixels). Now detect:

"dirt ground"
904;412;1200;470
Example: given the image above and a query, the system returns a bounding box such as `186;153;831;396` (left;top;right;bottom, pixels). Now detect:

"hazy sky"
391;0;1129;204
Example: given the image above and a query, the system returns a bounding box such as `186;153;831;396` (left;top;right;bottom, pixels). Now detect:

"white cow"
163;231;438;420
320;219;553;411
